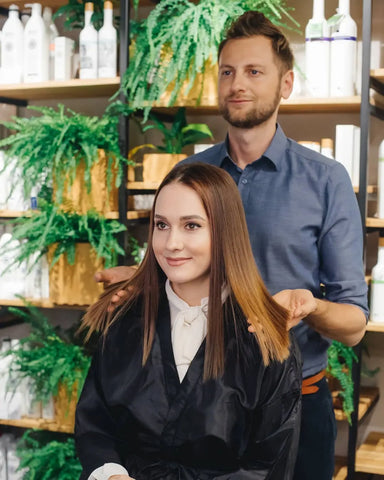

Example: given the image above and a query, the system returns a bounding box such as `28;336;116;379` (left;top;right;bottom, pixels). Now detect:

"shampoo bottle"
377;140;384;218
370;237;384;323
305;0;330;97
98;1;117;78
0;4;24;84
79;2;98;79
23;3;49;83
328;0;357;97
43;7;59;80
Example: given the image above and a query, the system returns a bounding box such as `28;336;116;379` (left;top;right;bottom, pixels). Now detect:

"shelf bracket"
0;97;28;107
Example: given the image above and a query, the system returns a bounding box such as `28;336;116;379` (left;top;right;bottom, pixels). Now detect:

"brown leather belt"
301;369;326;395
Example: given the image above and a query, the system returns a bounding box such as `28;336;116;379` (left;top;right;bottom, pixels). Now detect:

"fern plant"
121;0;299;117
326;341;358;424
2;202;126;271
17;430;82;480
0;104;128;205
4;304;91;405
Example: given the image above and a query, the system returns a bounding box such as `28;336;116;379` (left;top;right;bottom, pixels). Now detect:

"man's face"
218;36;288;129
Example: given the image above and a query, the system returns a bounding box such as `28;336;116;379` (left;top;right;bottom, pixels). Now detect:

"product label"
370;280;384;323
80;40;98;74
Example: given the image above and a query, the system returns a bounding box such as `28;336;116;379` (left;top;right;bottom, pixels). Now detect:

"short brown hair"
218;11;294;72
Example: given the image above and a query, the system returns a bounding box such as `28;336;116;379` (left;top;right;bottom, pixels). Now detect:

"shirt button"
241;179;248;184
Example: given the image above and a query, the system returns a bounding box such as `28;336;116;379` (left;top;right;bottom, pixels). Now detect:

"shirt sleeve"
88;462;130;480
318;162;368;317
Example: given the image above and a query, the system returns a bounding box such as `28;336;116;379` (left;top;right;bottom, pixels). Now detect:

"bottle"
43;6;59;80
23;3;49;83
377;140;384;218
328;0;357;97
79;2;98;79
98;1;117;78
0;4;24;84
321;138;334;159
305;0;330;97
370;237;384;323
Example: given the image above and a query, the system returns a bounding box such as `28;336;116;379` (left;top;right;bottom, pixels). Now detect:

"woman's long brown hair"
81;163;290;379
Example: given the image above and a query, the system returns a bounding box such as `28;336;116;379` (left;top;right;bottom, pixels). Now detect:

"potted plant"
121;0;299;116
2;202;126;305
0;104;129;215
17;430;82;480
139;107;213;183
4;304;91;428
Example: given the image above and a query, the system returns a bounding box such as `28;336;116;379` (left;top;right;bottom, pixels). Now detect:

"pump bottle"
98;1;117;78
43;7;59;80
0;4;24;84
328;0;357;97
370;237;384;323
305;0;330;97
79;2;98;79
23;3;49;83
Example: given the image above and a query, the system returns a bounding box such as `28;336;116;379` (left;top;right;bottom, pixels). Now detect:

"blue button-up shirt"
183;124;368;377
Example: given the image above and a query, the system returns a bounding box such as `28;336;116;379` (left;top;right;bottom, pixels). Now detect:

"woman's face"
152;182;211;305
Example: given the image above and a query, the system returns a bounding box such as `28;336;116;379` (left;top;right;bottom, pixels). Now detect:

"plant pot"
54;382;78;429
48;243;104;306
142;153;186;183
56;149;119;215
155;58;218;107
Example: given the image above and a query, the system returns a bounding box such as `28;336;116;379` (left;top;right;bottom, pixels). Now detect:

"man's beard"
218;88;281;129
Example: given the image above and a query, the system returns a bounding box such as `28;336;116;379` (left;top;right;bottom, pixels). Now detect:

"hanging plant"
2;202;126;271
0;104;129;206
326;341;358;424
4;304;91;405
17;430;82;480
121;0;299;117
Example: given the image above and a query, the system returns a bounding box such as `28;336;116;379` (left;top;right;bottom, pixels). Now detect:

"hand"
94;266;136;287
108;476;135;480
273;289;318;329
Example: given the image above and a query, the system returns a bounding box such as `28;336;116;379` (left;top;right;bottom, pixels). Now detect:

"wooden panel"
372;68;384;83
367;322;384;332
0;417;73;433
333;387;379;422
0;78;120;101
356;431;384;475
354;185;377;194
0;0;67;8
128;181;159;191
366;217;384;228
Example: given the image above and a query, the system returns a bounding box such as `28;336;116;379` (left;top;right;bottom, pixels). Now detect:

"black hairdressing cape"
75;289;301;480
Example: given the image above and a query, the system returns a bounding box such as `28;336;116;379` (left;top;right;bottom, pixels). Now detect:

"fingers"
107;290;128;313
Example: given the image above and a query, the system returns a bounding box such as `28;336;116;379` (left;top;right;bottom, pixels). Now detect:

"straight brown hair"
81;163;290;379
218;11;294;73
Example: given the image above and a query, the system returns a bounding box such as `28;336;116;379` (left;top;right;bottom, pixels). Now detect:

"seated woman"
75;163;302;480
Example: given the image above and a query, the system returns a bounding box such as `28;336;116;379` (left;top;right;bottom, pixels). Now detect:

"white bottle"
370;237;384;323
377;140;384;218
0;4;24;84
328;0;357;97
43;7;59;81
79;2;98;79
305;0;330;97
23;3;49;83
98;1;117;78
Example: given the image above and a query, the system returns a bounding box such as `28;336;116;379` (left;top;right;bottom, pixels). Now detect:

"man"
97;11;368;480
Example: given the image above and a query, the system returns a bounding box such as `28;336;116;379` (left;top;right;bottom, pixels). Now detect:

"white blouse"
88;280;208;480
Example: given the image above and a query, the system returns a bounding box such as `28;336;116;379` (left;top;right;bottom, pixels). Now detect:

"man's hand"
95;266;137;312
273;289;318;329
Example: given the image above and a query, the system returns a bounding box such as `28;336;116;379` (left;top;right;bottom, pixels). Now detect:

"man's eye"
250;69;259;75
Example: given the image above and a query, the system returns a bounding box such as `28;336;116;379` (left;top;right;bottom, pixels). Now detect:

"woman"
75;163;301;480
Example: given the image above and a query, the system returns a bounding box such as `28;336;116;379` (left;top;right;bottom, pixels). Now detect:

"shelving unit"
0;417;73;434
333;387;379;423
355;431;384;475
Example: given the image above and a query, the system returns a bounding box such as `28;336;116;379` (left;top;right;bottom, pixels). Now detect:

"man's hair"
218;11;294;72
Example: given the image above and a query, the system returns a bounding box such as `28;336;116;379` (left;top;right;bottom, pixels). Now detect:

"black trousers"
293;377;337;480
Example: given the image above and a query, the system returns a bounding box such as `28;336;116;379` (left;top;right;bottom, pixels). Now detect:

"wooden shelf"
128;181;160;190
356;431;384;475
333;458;347;480
367;322;384;332
0;417;73;433
0;77;120;101
371;68;384;83
0;0;68;7
0;210;150;220
366;217;384;228
354;185;377;194
0;298;90;309
0;209;34;218
333;387;379;423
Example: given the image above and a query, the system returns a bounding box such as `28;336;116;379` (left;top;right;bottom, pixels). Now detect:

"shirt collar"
220;124;288;171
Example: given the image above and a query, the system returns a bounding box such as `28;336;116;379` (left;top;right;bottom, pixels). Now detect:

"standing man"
97;11;368;480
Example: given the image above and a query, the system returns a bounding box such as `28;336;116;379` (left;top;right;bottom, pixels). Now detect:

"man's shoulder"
180;142;226;166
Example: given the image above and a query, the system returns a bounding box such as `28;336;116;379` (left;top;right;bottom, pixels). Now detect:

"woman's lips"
165;257;190;266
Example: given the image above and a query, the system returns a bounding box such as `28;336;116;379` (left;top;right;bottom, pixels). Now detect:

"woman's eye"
155;221;168;230
185;222;201;230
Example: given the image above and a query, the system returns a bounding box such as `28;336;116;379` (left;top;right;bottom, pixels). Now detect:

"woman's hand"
108;476;135;480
